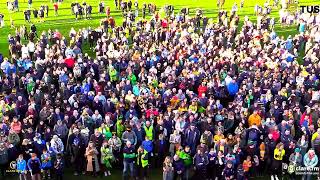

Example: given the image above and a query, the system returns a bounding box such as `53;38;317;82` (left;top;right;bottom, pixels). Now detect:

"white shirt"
27;42;35;52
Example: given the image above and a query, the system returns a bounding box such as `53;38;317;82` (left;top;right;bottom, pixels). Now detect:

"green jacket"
128;74;137;85
27;81;35;94
109;68;118;82
116;120;125;138
177;150;192;167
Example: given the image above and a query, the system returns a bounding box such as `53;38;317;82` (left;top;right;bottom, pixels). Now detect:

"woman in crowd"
163;156;174;180
85;141;100;176
271;143;285;180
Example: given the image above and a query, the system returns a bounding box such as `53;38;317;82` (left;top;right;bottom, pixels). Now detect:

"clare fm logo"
10;161;17;169
300;5;320;13
6;161;18;173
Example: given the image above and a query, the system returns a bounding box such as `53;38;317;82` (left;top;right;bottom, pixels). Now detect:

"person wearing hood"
303;149;318;180
248;111;262;127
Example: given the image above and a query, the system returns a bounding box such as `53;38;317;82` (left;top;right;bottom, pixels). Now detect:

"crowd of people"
1;0;320;180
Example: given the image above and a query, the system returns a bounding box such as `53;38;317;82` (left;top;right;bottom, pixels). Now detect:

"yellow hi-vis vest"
137;150;148;168
144;125;153;140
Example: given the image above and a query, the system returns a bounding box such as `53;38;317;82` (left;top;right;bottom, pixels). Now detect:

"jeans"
122;161;134;179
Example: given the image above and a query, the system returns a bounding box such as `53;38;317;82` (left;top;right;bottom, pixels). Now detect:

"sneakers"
108;171;111;176
275;175;279;180
74;172;79;176
104;172;108;176
271;175;274;180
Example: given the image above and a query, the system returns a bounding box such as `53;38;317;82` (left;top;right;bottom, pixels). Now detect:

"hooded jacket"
303;151;318;168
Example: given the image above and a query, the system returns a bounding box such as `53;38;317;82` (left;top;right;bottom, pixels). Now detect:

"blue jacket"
227;82;239;96
27;158;41;174
142;140;153;153
5;65;17;76
17;159;27;173
41;153;52;169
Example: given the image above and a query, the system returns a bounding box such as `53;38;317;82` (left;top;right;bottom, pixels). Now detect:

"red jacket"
198;85;207;97
300;112;313;126
146;108;159;119
64;57;75;68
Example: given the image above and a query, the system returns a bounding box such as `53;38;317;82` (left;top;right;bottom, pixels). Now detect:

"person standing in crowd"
163;156;174;180
177;146;192;179
184;123;200;155
68;128;85;176
173;154;184;180
193;149;209;179
54;3;59;16
122;125;137;146
53;153;64;180
288;148;303;180
0;143;8;177
50;135;64;156
85;141;100;176
136;146;149;179
122;141;135;180
17;154;27;180
223;160;236;180
141;136;153;159
271;143;285;180
303;149;318;180
27;153;41;180
28;0;32;8
41;148;52;179
169;130;181;156
100;141;113;177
